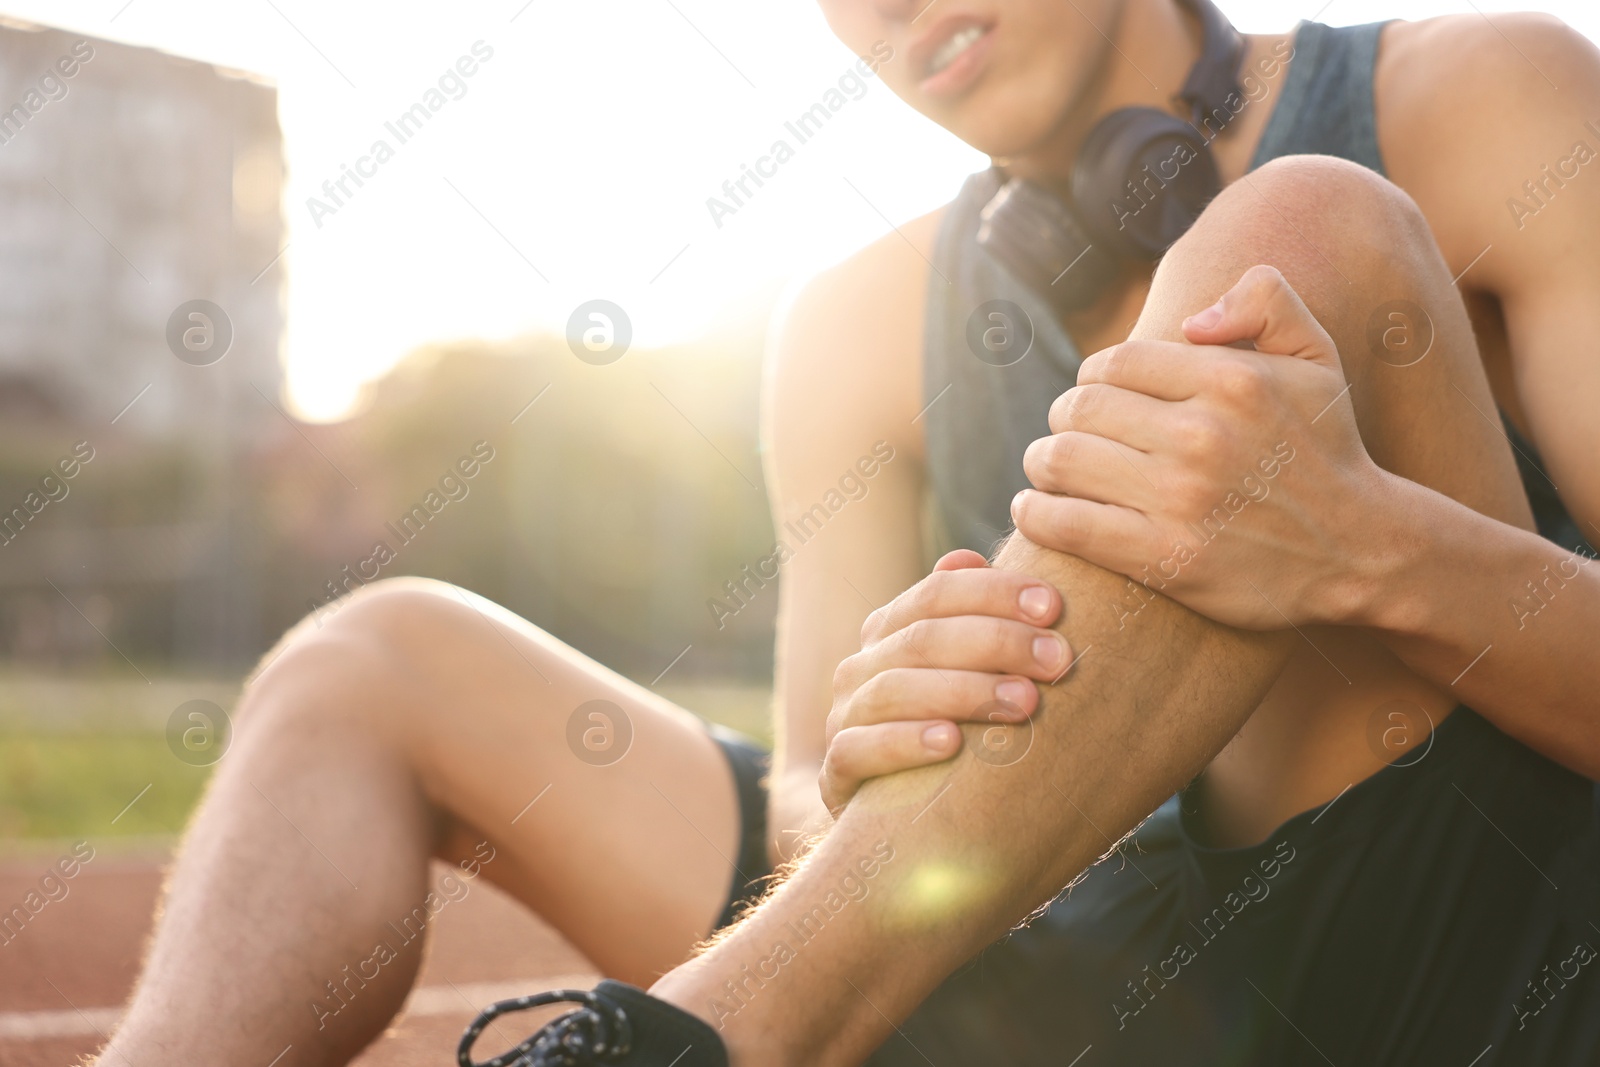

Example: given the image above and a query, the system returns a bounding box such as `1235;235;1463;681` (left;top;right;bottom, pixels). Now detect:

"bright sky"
5;0;1597;420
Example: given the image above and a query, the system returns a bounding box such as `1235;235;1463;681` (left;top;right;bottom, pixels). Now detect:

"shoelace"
457;989;633;1067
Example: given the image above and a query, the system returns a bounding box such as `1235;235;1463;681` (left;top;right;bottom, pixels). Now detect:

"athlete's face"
817;0;1121;157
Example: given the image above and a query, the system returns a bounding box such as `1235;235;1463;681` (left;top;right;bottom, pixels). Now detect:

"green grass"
0;732;215;840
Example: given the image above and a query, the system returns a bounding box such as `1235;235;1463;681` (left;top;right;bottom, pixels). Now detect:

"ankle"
649;962;802;1067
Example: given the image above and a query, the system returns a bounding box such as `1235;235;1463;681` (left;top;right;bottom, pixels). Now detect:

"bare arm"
1359;14;1600;772
759;215;940;858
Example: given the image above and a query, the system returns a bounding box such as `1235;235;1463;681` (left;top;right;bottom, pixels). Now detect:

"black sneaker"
457;979;729;1067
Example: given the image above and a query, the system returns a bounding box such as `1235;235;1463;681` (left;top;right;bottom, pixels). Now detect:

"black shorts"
712;710;1600;1066
709;724;775;931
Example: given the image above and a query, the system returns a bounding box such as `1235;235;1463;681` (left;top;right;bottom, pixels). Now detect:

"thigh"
294;577;752;987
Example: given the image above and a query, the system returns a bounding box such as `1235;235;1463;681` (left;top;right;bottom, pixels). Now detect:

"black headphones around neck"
975;0;1246;318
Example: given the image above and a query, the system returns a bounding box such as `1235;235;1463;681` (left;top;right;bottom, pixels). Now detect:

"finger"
862;566;1063;646
870;614;1073;682
933;549;989;572
1024;430;1162;508
822;721;962;813
1010;490;1156;573
845;667;1038;730
1181;264;1337;365
1046;383;1179;450
1077;341;1206;401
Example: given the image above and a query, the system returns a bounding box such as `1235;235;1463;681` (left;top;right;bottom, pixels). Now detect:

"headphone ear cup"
976;178;1121;318
1070;107;1221;260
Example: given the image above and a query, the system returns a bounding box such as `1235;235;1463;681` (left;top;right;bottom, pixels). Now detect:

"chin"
933;70;1083;160
888;20;1102;163
819;0;1111;162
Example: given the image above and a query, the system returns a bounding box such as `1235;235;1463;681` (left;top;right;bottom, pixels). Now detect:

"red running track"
0;847;600;1066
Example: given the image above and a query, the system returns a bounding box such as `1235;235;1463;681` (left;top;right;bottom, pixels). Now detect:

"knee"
1231;154;1426;234
1157;155;1449;341
318;575;473;647
240;577;474;733
1182;155;1435;274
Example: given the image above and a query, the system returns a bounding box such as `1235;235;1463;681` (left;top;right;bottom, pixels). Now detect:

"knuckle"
1173;470;1218;516
900;617;935;653
1011;488;1035;533
1246;263;1288;294
853;670;891;714
1025;435;1072;487
1058;386;1090;428
859;607;885;645
826;728;864;779
832;655;860;698
1048;389;1073;434
821;734;847;777
912;571;948;616
1100;342;1134;382
1180;412;1228;457
1210;359;1266;405
1049;391;1076;431
817;765;836;805
1265;265;1293;293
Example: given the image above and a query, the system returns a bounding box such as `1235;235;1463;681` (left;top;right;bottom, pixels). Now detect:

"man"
105;2;1600;1065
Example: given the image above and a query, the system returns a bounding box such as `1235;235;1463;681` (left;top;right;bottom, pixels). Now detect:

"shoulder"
762;206;946;466
1377;11;1591;99
1376;13;1600;281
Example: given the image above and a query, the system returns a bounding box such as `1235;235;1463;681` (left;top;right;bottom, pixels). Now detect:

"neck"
1002;0;1207;186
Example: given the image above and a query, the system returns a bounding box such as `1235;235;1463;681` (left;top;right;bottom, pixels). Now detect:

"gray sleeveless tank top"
923;21;1592;559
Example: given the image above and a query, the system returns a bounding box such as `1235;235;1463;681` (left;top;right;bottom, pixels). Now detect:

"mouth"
928;24;984;76
912;17;995;99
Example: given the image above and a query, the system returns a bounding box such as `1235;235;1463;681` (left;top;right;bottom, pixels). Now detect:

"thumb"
932;549;989;572
1181;265;1337;365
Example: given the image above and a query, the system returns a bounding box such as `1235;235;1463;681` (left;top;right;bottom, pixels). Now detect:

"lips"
910;15;995;99
928;25;984;76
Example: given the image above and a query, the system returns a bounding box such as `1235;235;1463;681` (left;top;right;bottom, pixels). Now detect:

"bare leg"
651;155;1532;1066
105;579;743;1066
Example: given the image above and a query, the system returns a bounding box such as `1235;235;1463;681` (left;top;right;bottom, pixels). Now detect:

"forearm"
768;762;830;862
1364;473;1600;776
654;534;1293;1066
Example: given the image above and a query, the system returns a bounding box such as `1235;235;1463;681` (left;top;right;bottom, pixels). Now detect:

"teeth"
928;26;983;76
